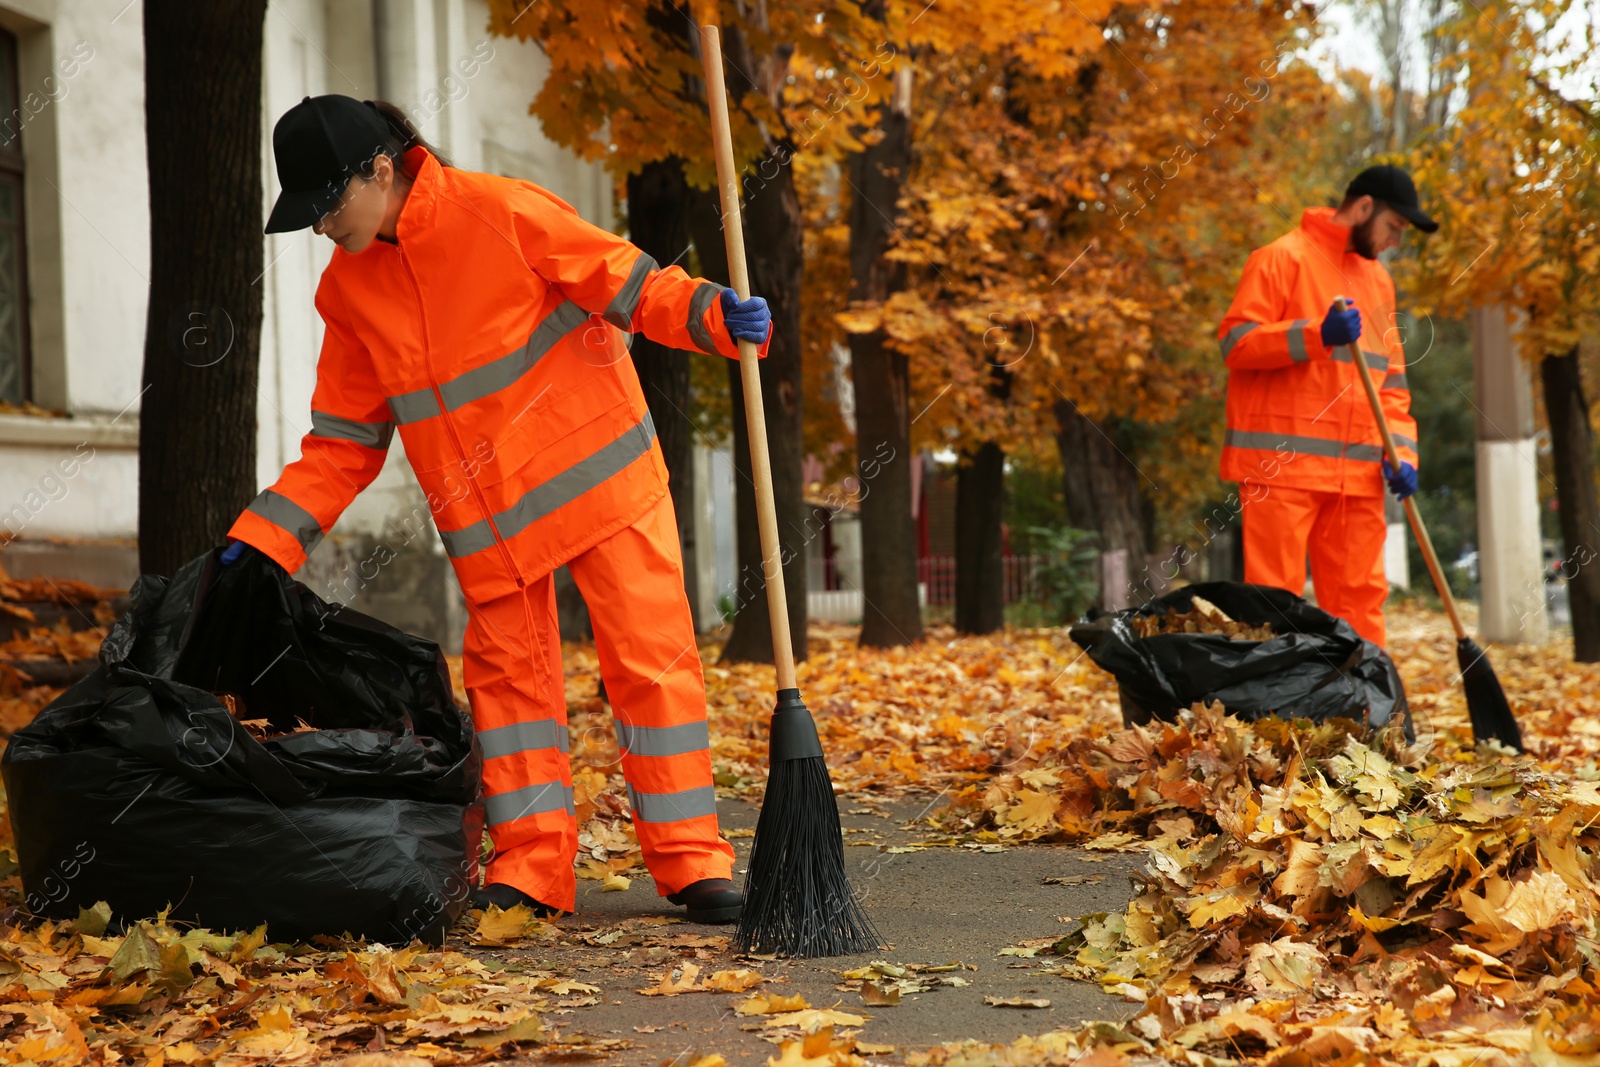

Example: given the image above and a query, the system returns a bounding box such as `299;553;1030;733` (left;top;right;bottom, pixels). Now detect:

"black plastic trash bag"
2;549;482;945
1069;581;1410;736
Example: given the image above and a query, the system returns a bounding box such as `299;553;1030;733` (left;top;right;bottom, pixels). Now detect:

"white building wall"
0;0;622;632
0;0;147;547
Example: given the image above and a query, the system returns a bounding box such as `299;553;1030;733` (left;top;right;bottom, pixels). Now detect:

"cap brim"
1395;202;1439;234
264;184;346;234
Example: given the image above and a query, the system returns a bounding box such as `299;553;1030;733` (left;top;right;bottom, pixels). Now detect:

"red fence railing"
916;555;1039;606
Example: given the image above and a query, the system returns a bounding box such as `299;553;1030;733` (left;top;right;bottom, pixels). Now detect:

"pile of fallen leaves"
0;904;642;1065
1129;594;1277;642
0;569;116;620
0;563;118;735
217;693;318;743
7;592;1600;1065
932;704;1586;1064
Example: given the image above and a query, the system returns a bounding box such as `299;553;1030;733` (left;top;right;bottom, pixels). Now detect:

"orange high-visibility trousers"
1240;484;1390;648
462;494;735;911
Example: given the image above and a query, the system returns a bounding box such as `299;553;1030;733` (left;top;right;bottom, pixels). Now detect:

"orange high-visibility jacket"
1217;206;1418;496
229;147;765;600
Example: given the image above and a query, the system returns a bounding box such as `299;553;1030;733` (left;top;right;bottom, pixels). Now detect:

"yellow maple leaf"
638;963;702;996
1188;888;1253;928
703;969;765;992
762;1008;869;1032
1244;938;1325;993
999;788;1059;834
766;1038;837;1067
1348;905;1403;933
471;905;549;947
1501;870;1577;933
737;993;811;1016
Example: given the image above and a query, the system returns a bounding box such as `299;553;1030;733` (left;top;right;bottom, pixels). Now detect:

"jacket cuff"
227;510;308;574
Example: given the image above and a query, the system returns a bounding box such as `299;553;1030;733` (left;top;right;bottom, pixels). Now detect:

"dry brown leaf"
637;963;702;996
983;996;1051;1008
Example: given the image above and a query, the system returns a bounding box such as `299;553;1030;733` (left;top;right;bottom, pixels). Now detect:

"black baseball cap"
265;95;400;234
1344;165;1438;233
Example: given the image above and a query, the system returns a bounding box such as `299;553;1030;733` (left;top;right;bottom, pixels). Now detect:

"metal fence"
916;555;1041;606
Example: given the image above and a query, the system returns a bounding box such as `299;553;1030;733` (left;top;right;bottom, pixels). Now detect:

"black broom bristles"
734;688;882;958
1457;637;1523;753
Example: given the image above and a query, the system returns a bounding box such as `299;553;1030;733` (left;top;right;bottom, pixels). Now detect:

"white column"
688;444;717;631
1472;305;1547;644
372;0;440;135
1384;493;1408;588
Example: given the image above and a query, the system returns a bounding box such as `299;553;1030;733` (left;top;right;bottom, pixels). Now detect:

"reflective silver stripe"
438;411;658;559
1331;347;1389;370
1285;320;1310;362
1393;433;1417;451
1224;429;1386;464
616;720;711;758
478;719;570;759
1219;321;1259;358
1382;371;1409;391
386;301;591;425
604;252;657;331
483;779;575;826
686;281;722;354
247;490;324;554
310;410;394;449
440;301;589;412
387;386;440;425
626;783;718;823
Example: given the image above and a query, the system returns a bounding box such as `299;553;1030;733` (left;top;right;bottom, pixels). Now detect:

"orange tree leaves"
1403;0;1600;358
849;0;1334;529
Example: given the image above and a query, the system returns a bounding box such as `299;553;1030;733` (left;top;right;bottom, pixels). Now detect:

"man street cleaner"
1217;165;1437;648
223;95;772;923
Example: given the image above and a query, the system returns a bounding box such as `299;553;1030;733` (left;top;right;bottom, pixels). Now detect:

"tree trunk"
955;442;1005;634
1542;346;1600;661
626;156;702;623
1053;398;1150;605
847;57;920;648
139;1;268;577
686;26;806;665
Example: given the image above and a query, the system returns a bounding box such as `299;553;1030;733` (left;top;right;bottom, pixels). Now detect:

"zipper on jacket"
398;245;525;588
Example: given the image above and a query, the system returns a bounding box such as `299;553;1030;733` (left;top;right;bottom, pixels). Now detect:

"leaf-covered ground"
3;598;1599;1066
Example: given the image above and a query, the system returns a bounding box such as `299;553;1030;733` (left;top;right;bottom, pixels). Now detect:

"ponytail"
361;99;452;179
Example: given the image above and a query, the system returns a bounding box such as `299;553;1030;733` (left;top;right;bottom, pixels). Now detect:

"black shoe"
471;882;563;917
666;878;743;924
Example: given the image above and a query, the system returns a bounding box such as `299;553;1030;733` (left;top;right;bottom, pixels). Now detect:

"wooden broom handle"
1335;296;1467;640
701;25;798;689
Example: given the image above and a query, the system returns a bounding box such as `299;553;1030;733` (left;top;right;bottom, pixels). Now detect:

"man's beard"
1351;216;1381;260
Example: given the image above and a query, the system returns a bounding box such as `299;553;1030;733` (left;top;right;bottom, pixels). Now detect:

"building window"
0;28;29;406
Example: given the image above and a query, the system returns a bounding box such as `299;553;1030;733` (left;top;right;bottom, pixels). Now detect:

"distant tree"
1404;0;1600;658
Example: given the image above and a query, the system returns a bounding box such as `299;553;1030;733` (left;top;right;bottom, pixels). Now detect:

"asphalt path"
478;795;1143;1065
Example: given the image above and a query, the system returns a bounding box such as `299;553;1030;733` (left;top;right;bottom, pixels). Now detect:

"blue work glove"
1383;459;1417;500
719;288;771;345
1320;299;1362;349
219;540;255;566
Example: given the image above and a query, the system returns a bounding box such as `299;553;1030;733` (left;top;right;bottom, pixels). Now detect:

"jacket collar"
395;146;442;240
1298;205;1351;261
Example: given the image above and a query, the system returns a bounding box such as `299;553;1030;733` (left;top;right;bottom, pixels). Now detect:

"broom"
1338;296;1523;751
700;24;882;957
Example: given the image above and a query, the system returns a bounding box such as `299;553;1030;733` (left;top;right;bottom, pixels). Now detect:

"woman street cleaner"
222;95;772;923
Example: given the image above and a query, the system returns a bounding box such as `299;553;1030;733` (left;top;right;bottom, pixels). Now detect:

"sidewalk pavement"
480;795;1141;1065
